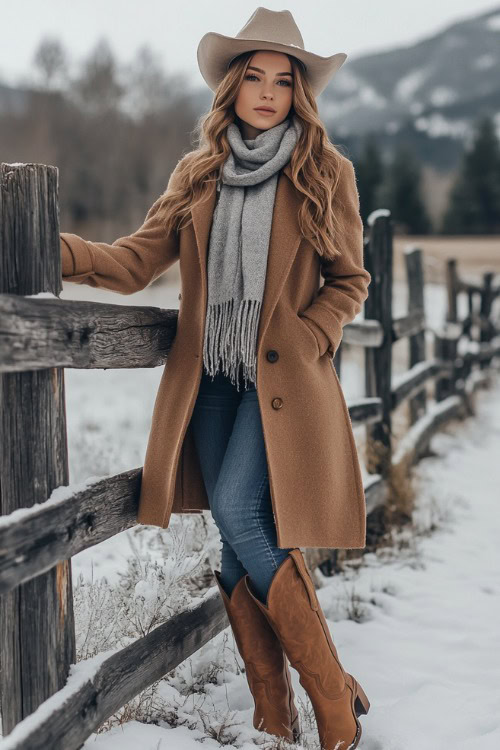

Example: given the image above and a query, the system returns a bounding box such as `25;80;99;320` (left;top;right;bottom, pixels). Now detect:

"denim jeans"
190;366;294;603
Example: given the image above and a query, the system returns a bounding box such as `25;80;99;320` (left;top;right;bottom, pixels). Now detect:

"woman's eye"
244;74;291;86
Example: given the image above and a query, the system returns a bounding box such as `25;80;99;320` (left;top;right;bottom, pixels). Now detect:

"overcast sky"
2;0;499;89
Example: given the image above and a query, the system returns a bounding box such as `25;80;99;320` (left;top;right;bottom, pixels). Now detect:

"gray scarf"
202;114;302;391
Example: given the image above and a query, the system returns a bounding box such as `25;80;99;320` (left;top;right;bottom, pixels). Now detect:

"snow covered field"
2;278;498;749
66;367;500;750
59;277;498;749
69;367;499;750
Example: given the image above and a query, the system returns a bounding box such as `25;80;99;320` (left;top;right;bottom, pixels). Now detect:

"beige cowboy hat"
197;6;347;98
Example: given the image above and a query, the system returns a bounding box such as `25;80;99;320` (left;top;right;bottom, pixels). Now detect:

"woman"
61;8;372;749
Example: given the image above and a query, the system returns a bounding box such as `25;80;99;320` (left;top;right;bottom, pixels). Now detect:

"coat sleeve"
60;162;184;294
300;157;371;358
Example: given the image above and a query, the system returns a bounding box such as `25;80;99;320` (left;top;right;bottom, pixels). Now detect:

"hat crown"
235;7;304;50
196;5;347;98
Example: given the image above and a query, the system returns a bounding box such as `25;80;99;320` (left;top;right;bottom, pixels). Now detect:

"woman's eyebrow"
247;65;293;77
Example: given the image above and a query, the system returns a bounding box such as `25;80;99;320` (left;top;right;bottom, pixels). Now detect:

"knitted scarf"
202;114;302;391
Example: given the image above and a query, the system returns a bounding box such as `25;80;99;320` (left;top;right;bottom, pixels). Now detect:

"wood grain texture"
406;248;427;424
364;214;394;477
0;293;178;372
1;589;228;750
0;469;140;595
0;162;75;733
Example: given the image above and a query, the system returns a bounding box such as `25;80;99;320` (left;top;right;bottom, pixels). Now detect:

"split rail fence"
0;162;499;749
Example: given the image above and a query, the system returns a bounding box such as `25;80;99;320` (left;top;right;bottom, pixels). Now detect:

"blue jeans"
190;367;294;604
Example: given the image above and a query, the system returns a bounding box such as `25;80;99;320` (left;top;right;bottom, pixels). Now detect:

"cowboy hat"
197;6;347;98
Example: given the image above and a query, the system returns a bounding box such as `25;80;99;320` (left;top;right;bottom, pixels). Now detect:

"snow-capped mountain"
318;6;500;146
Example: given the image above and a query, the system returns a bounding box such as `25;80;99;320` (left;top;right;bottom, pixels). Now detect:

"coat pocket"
296;314;321;359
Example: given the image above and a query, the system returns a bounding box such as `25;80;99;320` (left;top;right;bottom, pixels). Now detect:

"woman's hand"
298;158;371;357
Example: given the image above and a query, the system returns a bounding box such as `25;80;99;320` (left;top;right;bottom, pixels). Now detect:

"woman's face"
234;50;294;139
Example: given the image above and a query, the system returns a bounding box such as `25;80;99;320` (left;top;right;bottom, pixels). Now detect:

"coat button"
178;293;182;300
272;397;283;409
267;349;279;363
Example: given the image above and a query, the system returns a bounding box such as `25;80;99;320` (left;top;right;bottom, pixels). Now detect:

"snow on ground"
75;368;500;749
54;280;500;749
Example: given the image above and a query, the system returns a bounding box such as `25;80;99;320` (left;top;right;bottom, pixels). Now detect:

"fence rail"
1;161;499;748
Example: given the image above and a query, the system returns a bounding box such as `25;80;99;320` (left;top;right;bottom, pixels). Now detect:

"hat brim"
197;32;347;98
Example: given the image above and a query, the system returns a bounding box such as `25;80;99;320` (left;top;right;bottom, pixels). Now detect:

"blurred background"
2;5;500;746
2;1;500;256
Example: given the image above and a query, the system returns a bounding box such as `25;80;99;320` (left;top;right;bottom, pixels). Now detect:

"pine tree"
441;115;500;234
376;145;432;234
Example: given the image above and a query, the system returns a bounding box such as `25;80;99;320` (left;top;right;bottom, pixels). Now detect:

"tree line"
355;117;500;234
1;36;499;239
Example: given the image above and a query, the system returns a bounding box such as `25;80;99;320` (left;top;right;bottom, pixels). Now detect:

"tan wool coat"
60;154;372;549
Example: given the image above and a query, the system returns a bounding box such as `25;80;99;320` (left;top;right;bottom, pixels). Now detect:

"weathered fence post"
364;213;393;476
405;247;427;424
0;163;75;733
446;258;459;323
433;325;460;402
480;271;495;370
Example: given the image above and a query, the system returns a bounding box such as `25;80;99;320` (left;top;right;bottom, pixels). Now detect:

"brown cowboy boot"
214;569;301;743
243;549;370;750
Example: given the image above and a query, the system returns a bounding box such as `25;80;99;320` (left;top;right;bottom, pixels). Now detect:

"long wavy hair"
157;50;348;260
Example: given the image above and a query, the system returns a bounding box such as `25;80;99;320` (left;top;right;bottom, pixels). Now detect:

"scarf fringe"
203;298;261;392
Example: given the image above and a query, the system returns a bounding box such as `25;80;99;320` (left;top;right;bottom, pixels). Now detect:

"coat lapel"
190;163;303;348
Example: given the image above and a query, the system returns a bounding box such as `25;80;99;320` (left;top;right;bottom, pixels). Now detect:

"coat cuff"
60;233;94;279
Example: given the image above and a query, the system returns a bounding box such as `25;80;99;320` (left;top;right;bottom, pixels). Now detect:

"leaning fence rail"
0;162;499;749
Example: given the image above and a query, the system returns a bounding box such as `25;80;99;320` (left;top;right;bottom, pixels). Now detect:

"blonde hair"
158;50;347;260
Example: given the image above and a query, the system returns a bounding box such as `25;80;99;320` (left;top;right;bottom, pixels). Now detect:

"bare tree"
32;37;68;91
71;38;124;116
123;45;172;120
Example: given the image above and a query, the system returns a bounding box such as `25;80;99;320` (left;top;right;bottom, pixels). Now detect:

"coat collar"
190;162;302;350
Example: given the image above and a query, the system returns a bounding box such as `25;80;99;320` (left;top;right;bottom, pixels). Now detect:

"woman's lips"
254;108;276;116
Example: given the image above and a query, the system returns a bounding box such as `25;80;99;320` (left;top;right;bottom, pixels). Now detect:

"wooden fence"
0;162;499;749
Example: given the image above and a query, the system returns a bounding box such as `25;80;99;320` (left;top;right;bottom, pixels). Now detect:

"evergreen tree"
376;145;432;234
441;115;500;234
